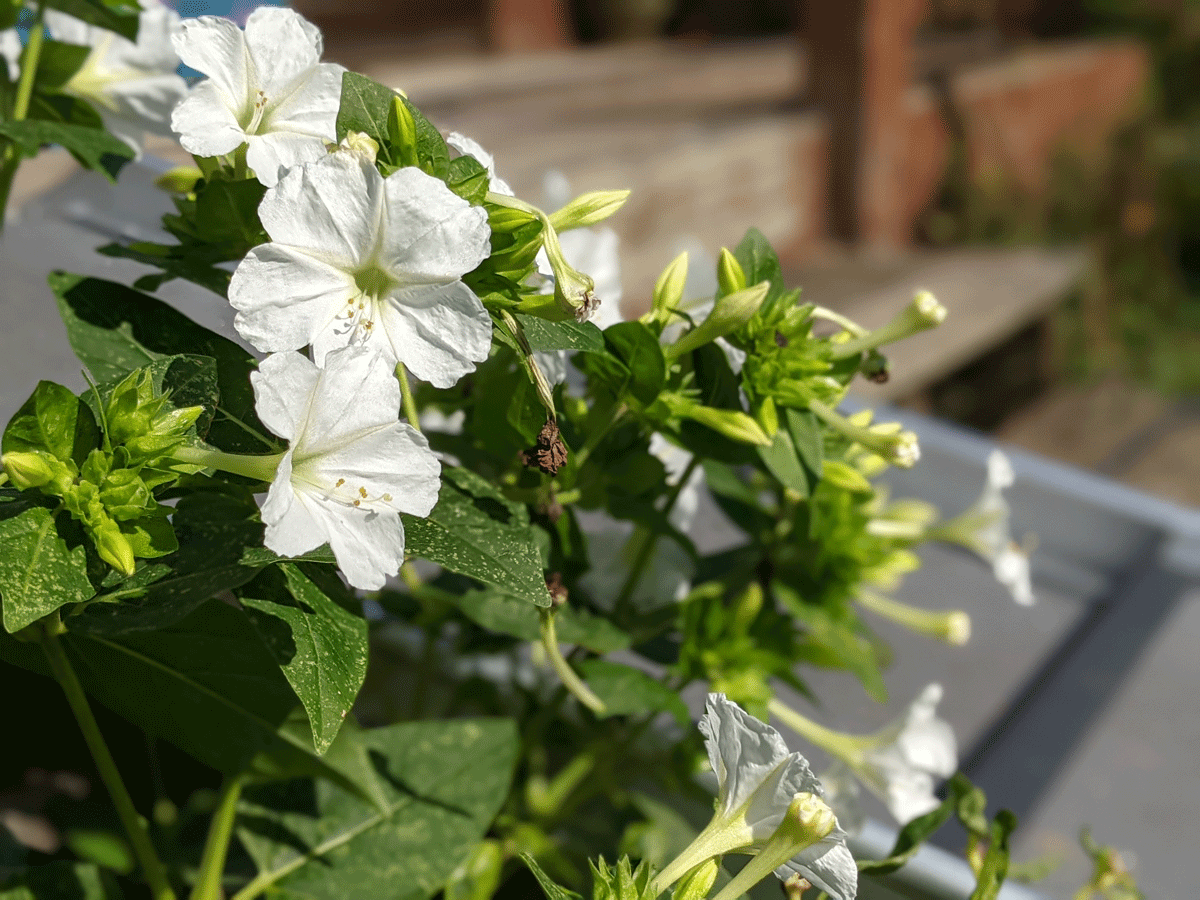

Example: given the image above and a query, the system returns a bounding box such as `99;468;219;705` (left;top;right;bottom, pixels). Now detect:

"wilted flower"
45;0;187;155
251;346;441;590
171;7;345;186
230;148;492;388
650;694;857;900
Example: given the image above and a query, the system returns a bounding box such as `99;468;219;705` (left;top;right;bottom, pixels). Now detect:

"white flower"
170;7;345;186
843;683;957;824
949;450;1035;605
1;28;20;81
698;694;857;900
251;346;441;590
446;131;513;196
229;148;492;388
44;0;187;156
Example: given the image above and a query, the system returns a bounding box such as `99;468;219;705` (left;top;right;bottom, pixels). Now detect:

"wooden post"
805;0;927;248
486;0;574;52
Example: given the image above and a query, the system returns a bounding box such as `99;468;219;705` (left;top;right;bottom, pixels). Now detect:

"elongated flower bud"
667;282;768;359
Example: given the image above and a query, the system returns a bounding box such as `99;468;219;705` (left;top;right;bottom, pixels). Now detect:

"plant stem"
538;609;606;715
0;0;49;227
395;363;422;432
40;623;176;900
613;455;700;614
170;446;284;482
189;773;246;900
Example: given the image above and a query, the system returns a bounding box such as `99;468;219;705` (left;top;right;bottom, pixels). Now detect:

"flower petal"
308;424;441;519
700;693;797;822
172;15;248;109
261;452;325;558
288;345;400;451
230;244;356;353
376;281;492;388
172;81;246;158
776;837;858;900
243;6;323;95
324;506;405;590
380;167;491;282
249;350;320;443
256;152;379;266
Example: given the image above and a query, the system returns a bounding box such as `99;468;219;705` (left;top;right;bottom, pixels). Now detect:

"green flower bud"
671;859;719;900
646;250;689;328
775;792;836;847
683;405;772;446
717;248;747;295
155;165;204;194
756;395;779;437
80;448;111;485
547;189;630;231
93;516;136;576
731;582;763;634
667;282;768;360
99;469;154;520
2;451;75;494
388;96;418;168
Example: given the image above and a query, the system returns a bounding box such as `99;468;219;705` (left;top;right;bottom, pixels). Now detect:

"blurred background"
223;0;1199;510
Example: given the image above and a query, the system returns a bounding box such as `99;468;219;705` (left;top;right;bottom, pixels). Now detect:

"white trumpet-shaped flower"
230;148;492;388
940;450;1035;605
651;694;856;900
170;7;345;186
251;346;441;590
45;0;187;156
779;683;957;826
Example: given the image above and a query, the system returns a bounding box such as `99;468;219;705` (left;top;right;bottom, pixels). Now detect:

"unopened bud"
716;248;746;295
683;406;772;446
94;518;136;576
154;166;203;194
672;858;719;900
668;282;768;359
830;289;948;361
338;130;379;165
389;96;419;167
731;582;763;634
647;250;689;327
548;189;630;231
756;396;779;437
2;451;72;493
776;793;836;846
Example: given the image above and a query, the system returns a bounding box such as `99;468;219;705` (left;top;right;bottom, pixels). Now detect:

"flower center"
354;265;396;300
245;89;268;135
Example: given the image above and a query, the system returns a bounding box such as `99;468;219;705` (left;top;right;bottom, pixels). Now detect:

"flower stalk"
170;445;285;483
39;619;176;900
829;291;947;360
189;772;247;900
396;363;422;433
538;608;606;715
855;589;971;646
0;0;48;224
808;400;919;468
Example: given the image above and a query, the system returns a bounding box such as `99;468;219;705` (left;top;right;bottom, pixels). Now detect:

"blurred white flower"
251;346;440;590
230;148;492;388
651;694;857;900
1;28;21;81
171;7;344;186
45;0;187;156
446;131;513;196
937;450;1035;605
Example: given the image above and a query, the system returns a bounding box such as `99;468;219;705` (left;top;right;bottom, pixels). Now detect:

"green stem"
766;697;874;763
572;400;626;472
171;445;284;482
538;609;606;715
613;455;700;614
395;363;422;432
189;773;246;900
855;589;971;646
40;622;176;900
0;0;49;227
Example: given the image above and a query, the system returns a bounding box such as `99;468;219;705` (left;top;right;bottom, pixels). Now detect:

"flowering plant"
0;5;1061;900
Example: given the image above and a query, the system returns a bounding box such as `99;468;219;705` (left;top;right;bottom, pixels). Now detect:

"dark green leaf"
514;314;606;353
0;119;133;181
50;274;275;453
446;155;488;205
732;227;786;308
786;408;823;480
520;853;583;900
191;177;267;248
690;342;741;410
96;242;233;296
239;564;368;755
0;860;123;900
2;380;98;465
43;0;140;41
756;425;812;498
336;73;449;178
576;659;688;724
404;468;551;608
237;718;519;900
857;784;960;876
34;41;90;90
0;503;93;633
584;321;666;405
455;588;629;653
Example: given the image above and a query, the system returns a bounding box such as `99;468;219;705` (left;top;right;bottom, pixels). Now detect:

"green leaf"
237;718;519;900
42;0;140;41
520;853;583;900
732;227;786;308
2;380;99;465
34;41;90;90
96;242;233;296
455;588;629;653
336;73;449;178
446;155;488;205
0;120;133;181
50;274;275;453
191;177;268;248
404;468;551;608
514;314;606;353
239;564;368;754
756;425;812;498
0;503;93;633
690;342;741;410
786;408;823;480
778;583;887;703
576;659;688;724
584;321;667;405
0;860;123;900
